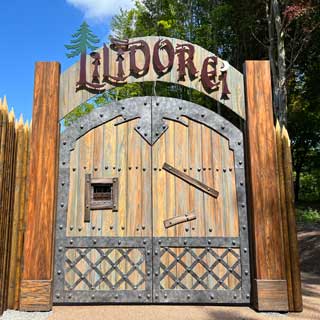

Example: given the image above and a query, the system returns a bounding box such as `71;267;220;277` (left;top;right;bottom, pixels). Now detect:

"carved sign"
77;38;231;98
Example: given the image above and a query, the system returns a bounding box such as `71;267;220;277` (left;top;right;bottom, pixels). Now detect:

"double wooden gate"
53;96;250;304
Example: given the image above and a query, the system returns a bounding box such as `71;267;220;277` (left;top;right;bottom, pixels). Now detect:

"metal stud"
91;225;95;230
110;225;113;230
138;294;142;299
105;166;108;170
57;270;61;275
58;246;63;252
245;270;249;275
184;240;187;244
56;293;60;299
209;228;213;232
142;225;146;230
143;239;147;244
187;294;191;299
244;248;247;253
59;225;63;230
158;239;162;244
246;294;250;299
78;227;82;232
80;125;84;129
118;240;121;245
155;272;159;276
164;294;167;299
210;294;214;300
185;227;189;232
114;294;118;299
93;239;97;244
208;239;212;244
100;114;103;118
121;226;125;230
68;294;72;299
233;294;237;299
232;240;236;245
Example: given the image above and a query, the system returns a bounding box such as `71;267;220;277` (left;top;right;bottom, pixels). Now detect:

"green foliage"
298;171;320;202
296;208;320;223
63;102;94;126
65;21;100;58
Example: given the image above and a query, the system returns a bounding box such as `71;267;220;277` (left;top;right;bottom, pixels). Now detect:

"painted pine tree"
65;22;100;88
65;21;100;58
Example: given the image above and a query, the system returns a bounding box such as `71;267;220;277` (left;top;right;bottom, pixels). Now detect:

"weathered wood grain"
20;62;60;311
281;127;302;312
20;280;52;311
244;61;288;311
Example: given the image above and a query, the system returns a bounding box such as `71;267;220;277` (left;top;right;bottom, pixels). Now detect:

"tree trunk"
294;167;301;202
266;0;288;126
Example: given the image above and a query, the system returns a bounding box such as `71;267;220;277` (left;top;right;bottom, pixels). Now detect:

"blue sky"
0;0;134;121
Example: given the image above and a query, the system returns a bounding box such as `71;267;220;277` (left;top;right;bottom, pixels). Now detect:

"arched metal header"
59;36;246;120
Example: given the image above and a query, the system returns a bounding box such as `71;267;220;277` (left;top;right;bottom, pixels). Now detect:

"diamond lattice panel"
64;248;146;291
160;247;241;290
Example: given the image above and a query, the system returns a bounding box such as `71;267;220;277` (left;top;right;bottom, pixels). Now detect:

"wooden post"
19;62;60;311
244;61;288;311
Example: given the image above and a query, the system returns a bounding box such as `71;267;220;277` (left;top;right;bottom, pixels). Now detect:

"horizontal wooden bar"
163;162;219;198
164;213;196;229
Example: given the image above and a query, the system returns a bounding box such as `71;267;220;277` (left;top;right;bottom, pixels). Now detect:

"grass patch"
296;207;320;223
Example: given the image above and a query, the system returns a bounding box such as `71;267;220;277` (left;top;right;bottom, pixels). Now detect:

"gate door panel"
54;98;153;303
53;96;250;304
151;98;250;303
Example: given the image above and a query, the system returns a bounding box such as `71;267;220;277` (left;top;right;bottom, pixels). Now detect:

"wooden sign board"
59;36;245;120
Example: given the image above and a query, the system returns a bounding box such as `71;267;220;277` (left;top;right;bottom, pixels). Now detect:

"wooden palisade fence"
275;121;302;312
0;97;30;315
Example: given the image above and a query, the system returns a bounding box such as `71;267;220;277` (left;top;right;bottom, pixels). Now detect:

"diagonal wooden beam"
162;162;219;198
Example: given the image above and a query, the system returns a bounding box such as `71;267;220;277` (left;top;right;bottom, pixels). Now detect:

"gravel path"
0;310;52;320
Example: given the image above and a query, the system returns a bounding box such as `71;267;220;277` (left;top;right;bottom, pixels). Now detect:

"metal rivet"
156;102;159;106
154;250;158;255
72;168;76;172
209;228;213;232
241;204;245;208
184;240;187;244
185;227;189;232
144;133;148;136
154;168;157;171
179;107;182;110
201;114;205;118
245;270;249;275
57;270;61;275
234;294;237;299
238;141;241;145
208;240;212;244
210;294;214;300
223;168;226;172
78;227;82;232
62;161;66;165
110;225;113;230
143;168;146;171
240;181;244;186
136;166;138;169
187;294;191;299
91;225;95;230
147;271;151;276
118;240;121;245
164;294;168;298
246;294;250;299
56;293;60;299
232;240;236;245
121;226;125;230
138;294;142;298
59;225;63;230
100;114;103;117
81;275;85;279
91;295;95;299
155;272;159;276
122;106;125;110
105;166;108;170
244;248;247;253
162;125;166;129
142;225;146;230
155;294;158;299
61;182;65;186
144;102;147;106
239;161;242;165
93;239;97;244
242;225;246;230
147;250;151;255
221;126;225;130
68;294;72;299
58;246;63;252
143;239;147;244
118;168;121;172
91;286;95;290
216;168;219;172
158;239;162;244
129;166;132;170
136;227;139;231
229;168;232;172
70;239;73;244
63;141;67;145
137;126;141;130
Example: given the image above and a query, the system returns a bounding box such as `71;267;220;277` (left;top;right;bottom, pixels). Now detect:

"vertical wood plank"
20;62;60;311
244;61;288;311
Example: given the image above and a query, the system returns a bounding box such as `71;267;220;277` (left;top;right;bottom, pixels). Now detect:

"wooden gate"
53;96;250;304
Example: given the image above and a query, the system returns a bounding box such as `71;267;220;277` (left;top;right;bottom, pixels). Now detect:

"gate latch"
163;213;196;229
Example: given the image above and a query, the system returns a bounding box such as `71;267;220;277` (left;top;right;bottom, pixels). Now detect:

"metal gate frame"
53;96;250;304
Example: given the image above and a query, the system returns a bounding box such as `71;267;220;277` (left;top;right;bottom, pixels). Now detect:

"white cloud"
66;0;135;20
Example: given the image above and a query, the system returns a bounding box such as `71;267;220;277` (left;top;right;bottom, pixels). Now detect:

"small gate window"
84;174;118;223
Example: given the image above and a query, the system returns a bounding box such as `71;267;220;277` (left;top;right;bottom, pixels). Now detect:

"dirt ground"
1;224;319;320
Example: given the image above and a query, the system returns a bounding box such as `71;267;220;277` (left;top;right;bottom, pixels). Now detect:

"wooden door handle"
163;213;196;229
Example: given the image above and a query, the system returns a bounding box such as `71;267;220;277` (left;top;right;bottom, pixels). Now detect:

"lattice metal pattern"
64;247;146;291
160;247;241;290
